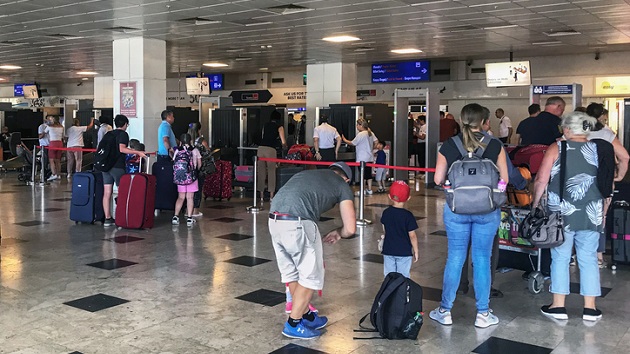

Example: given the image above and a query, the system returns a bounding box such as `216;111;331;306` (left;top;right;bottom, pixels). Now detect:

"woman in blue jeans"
532;112;605;321
430;103;509;328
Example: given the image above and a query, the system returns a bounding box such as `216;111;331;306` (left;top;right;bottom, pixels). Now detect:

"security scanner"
394;88;439;184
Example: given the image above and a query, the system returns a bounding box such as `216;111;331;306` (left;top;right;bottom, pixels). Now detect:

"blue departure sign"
372;61;430;83
532;85;573;95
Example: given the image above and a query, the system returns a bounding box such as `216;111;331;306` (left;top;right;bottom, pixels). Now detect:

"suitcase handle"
138;155;150;174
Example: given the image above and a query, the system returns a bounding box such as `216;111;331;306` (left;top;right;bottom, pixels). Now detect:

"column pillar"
113;37;166;154
305;63;357;145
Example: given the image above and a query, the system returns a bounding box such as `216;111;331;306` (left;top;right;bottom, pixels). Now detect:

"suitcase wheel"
612;264;617;270
527;272;544;294
154;209;160;217
75;221;79;225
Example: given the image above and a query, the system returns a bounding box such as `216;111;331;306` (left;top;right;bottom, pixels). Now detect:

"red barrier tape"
258;157;360;167
36;146;157;156
257;157;436;172
367;163;436;173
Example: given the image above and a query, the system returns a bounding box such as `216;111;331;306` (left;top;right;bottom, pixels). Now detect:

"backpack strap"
452;135;468;157
453;135;486;158
559;141;566;202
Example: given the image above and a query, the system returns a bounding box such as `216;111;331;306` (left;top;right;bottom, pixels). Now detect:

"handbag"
519;141;566;248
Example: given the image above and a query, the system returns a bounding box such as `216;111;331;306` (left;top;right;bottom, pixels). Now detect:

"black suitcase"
70;171;105;224
276;166;304;191
611;202;630;265
152;161;178;211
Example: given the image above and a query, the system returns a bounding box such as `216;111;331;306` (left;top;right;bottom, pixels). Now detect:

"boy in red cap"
379;181;419;278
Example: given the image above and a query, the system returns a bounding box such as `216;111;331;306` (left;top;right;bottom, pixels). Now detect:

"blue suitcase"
70;171;105;224
152;161;178;211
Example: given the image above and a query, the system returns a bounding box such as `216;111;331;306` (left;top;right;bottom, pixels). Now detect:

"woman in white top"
44;116;65;181
342;118;378;195
66;117;94;179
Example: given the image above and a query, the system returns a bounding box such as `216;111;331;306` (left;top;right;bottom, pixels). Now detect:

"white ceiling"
1;0;630;83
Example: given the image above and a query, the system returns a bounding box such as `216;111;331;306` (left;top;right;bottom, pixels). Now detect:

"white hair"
561;111;598;136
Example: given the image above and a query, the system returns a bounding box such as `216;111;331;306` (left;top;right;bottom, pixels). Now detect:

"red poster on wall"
120;81;137;117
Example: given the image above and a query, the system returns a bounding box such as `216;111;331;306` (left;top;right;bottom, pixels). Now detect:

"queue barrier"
251;156;436;227
31;146;156;185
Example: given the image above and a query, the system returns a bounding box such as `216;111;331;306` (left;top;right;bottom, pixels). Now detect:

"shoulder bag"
519;141;566;248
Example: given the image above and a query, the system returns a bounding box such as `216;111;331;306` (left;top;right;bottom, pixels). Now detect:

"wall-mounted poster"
485;61;531;87
186;77;211;95
120;81;137;117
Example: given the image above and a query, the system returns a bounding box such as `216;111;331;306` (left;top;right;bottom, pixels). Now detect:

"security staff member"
313;115;341;166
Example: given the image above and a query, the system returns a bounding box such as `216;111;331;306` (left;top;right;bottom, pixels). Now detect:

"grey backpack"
444;136;506;215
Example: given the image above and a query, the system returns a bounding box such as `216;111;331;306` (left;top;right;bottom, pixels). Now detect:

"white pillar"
305;63;357;145
94;76;113;108
112;37;166;154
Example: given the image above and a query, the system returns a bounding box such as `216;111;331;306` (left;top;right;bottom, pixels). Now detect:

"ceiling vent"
0;40;23;47
178;17;221;25
107;26;143;33
449;25;479;32
544;29;580;37
47;34;83;40
266;4;313;15
228;19;273;26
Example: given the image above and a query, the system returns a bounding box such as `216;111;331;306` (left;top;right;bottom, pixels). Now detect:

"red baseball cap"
389;181;410;202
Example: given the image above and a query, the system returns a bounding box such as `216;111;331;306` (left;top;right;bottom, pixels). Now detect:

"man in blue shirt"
157;110;177;163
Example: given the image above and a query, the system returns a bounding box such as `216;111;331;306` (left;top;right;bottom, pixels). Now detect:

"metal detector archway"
394;88;439;184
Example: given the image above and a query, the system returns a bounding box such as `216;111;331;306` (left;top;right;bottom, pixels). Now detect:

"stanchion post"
39;146;47;186
28;146;36;185
247;155;261;213
356;161;372;227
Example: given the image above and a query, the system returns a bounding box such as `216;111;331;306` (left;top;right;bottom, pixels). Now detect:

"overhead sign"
595;76;630;95
532;85;573;95
357;89;377;97
186;77;211;95
23;85;39;99
485;61;531;87
372;61;430;83
230;90;273;103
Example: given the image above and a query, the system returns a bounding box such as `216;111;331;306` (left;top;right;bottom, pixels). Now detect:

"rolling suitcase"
235;165;254;183
204;160;232;201
152;160;178;211
70;171;105;224
611;202;630;265
115;172;156;229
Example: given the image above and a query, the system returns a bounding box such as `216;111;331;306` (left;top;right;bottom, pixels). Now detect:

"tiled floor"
0;174;629;353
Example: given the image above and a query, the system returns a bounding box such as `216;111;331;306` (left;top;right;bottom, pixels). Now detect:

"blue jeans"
383;255;412;278
550;229;601;296
441;205;501;313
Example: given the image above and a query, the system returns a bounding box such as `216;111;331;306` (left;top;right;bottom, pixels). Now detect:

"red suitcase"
115;173;157;229
204;160;232;201
511;144;548;174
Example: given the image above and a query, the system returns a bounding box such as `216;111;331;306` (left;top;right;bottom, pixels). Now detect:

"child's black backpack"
354;272;423;340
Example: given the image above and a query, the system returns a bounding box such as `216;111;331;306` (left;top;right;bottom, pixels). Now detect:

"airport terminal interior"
3;0;630;353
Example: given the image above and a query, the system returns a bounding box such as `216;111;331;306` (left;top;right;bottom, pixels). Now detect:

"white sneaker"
186;217;196;227
67;174;72;180
172;216;179;225
47;175;58;181
429;307;453;325
475;310;499;328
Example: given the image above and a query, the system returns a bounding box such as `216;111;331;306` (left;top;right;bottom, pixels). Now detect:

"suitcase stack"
204;160;233;201
235;165;254;183
115;173;157;229
152;160;178;211
70;171;105;224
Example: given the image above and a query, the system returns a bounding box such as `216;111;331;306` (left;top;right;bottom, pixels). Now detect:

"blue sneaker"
302;313;328;330
282;321;321;339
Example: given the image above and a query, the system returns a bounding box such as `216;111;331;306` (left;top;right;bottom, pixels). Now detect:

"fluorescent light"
195;19;221;25
483;24;518;30
322;35;360;43
235;57;252;61
82;77;89;81
391;48;423;54
0;78;5;81
203;62;228;67
544;30;581;37
259;67;268;71
410;0;449;6
77;71;98;75
245;21;272;27
0;65;21;70
532;40;561;45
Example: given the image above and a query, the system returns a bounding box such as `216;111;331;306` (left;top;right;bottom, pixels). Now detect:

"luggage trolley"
497;206;545;294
